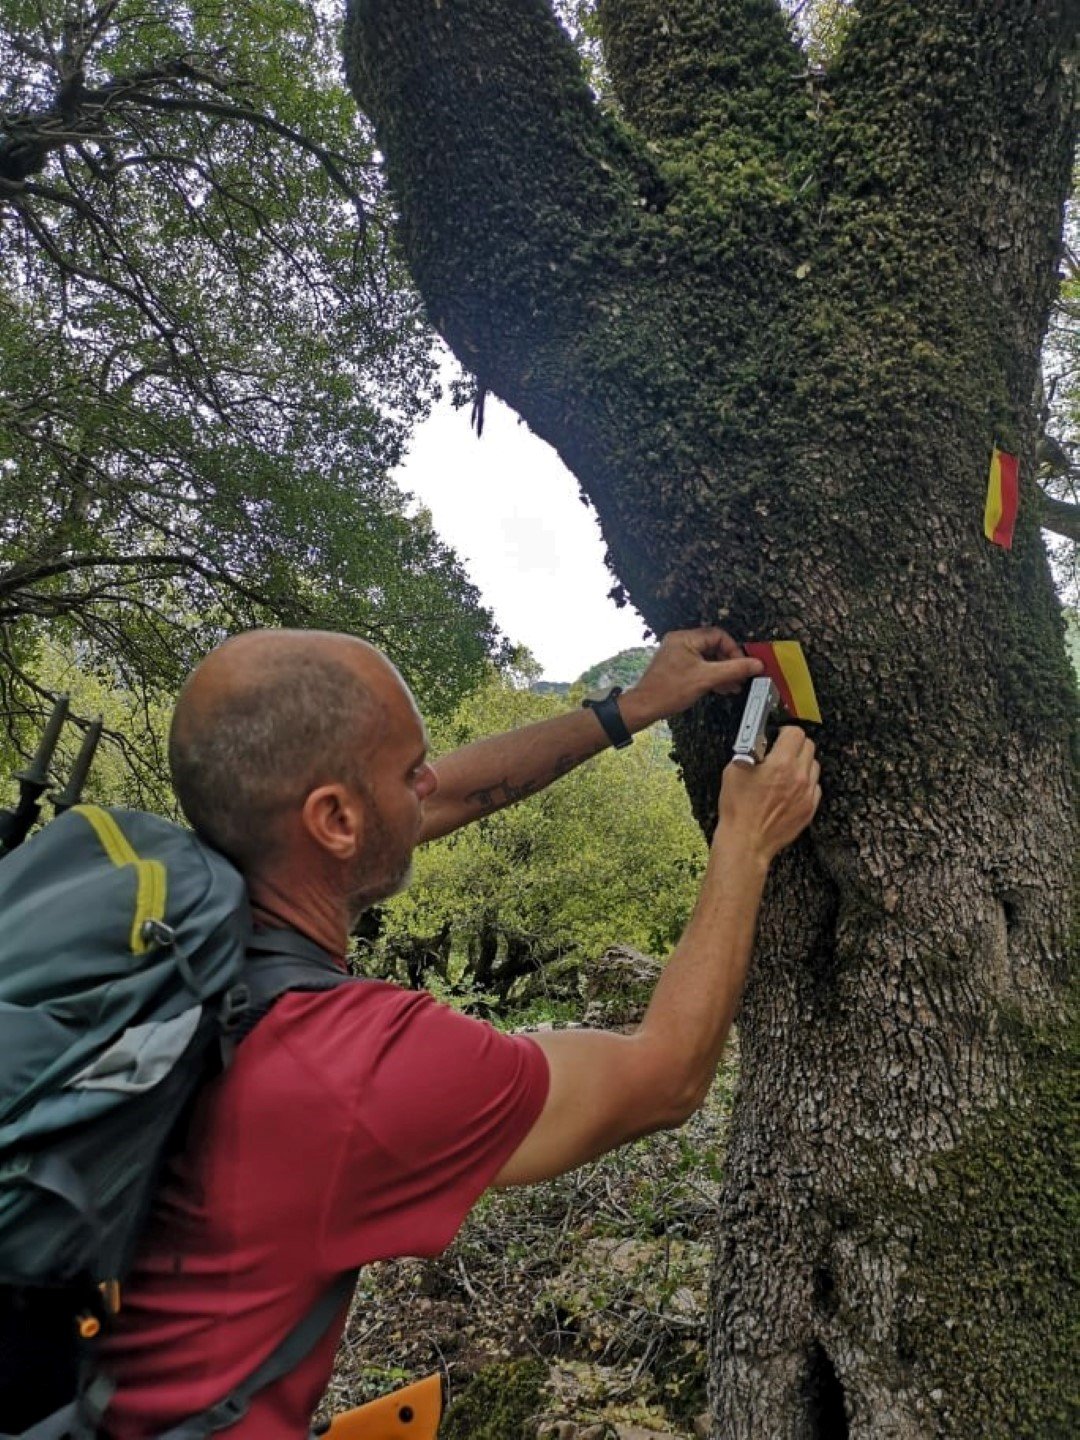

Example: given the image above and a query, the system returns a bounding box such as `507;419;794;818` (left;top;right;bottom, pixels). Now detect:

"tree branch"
113;91;365;211
1039;488;1080;543
827;2;1077;350
345;0;650;382
596;0;806;146
0;550;211;592
343;0;813;636
1;59;370;213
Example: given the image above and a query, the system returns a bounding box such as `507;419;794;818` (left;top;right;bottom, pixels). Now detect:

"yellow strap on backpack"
71;804;167;954
322;1373;443;1439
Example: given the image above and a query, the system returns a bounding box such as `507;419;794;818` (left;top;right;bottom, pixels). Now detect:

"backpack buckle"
206;1392;250;1428
140;918;176;950
219;983;251;1032
99;1278;122;1316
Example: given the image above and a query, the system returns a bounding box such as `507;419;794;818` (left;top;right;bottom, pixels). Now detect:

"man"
100;625;820;1438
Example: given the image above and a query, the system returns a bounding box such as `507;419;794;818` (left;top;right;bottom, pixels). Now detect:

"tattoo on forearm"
464;754;586;814
464;776;540;812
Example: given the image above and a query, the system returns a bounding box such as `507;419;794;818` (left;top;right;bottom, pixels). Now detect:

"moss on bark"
868;1000;1079;1436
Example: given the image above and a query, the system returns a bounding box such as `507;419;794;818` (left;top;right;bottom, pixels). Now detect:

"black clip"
219;983;252;1033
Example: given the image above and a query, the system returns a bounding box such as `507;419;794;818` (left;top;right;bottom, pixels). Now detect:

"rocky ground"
322;950;738;1438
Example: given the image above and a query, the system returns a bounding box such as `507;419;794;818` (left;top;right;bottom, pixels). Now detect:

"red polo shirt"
100;981;549;1438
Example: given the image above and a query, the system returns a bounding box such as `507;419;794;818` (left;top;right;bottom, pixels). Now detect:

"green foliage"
367;672;706;1007
1041;189;1080;598
0;636;176;814
0;0;505;795
785;0;857;64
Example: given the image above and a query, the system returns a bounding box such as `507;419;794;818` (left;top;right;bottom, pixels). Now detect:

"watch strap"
582;686;633;750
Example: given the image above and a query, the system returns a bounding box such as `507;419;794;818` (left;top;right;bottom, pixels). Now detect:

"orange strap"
324;1373;443;1440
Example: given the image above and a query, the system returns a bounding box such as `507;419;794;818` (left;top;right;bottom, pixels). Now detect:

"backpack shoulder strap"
246;927;354;997
156;1269;358;1440
227;929;366;1044
74;1269;359;1440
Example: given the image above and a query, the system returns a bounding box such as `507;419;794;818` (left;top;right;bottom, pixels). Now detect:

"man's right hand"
718;726;821;864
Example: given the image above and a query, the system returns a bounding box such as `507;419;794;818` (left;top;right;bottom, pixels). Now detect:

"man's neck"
246;870;349;958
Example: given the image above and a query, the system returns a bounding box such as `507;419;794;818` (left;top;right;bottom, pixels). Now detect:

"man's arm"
419;627;764;843
492;726;821;1188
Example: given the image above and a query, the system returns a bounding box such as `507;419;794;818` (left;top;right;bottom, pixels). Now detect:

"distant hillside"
577;646;658;692
531;646;658;697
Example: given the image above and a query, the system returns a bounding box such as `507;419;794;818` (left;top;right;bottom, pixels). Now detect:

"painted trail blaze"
984;445;1019;549
743;641;822;724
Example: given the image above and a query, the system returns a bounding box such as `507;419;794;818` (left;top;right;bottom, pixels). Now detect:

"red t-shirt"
99;980;549;1439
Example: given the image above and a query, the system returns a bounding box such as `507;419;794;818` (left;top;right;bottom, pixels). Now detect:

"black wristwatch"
581;686;633;750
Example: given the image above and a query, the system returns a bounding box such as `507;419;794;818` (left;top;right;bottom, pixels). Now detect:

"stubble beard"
346;802;414;928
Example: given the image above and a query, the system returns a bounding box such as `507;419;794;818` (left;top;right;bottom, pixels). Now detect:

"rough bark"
344;3;1079;1435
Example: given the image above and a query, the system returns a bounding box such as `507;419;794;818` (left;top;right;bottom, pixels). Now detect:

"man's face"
344;668;436;924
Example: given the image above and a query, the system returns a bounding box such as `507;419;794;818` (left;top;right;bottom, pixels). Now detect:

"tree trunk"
344;3;1078;1434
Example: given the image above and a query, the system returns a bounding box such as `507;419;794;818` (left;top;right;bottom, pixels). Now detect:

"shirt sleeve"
317;985;549;1271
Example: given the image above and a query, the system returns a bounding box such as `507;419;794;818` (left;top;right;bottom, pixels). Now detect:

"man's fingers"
667;625;743;661
707;656;764;689
703;627;743;660
768;724;808;759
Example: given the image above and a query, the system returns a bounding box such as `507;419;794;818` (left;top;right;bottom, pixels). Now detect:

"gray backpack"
0;805;358;1438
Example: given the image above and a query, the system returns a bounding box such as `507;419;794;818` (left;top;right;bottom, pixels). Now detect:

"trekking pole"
51;716;103;815
0;694;70;857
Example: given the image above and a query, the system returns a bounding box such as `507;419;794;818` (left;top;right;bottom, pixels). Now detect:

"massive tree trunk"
343;4;1078;1435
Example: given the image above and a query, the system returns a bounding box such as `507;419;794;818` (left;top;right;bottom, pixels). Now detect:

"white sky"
394;385;650;681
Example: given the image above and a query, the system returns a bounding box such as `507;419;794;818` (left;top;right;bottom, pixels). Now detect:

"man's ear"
300;784;365;860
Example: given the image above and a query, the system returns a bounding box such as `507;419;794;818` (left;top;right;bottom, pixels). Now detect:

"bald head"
169;630;400;871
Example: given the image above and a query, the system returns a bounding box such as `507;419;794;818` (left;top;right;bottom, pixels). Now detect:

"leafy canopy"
0;0;505;789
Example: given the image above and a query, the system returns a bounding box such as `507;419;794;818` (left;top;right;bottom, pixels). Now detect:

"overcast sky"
394;384;651;681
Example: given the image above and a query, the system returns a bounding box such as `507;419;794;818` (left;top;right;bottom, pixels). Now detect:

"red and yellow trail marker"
743;641;822;724
984;444;1019;549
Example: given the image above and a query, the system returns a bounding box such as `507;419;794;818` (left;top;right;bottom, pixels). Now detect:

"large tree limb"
596;0;806;146
344;0;653;381
827;2;1077;367
344;1;818;634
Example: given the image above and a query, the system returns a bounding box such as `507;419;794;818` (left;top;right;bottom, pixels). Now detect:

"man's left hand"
619;627;764;732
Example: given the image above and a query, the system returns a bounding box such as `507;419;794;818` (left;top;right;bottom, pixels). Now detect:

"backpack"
0;804;359;1439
